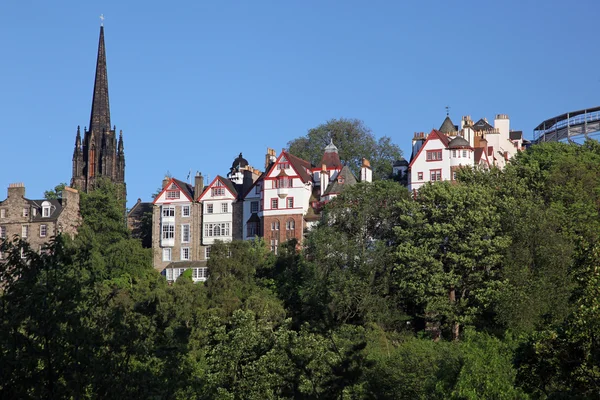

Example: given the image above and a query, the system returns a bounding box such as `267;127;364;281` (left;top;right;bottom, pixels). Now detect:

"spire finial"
100;14;105;27
445;105;450;116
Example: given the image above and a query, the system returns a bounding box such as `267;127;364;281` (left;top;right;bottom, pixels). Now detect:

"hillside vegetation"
1;141;600;399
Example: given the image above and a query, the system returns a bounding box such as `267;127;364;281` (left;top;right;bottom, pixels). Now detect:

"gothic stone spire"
89;26;111;136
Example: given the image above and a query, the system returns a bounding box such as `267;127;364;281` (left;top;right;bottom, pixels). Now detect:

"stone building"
127;199;153;248
71;26;126;199
0;183;80;258
151;154;261;282
152;177;203;278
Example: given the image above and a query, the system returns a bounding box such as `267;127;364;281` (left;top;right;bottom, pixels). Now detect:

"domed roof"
231;152;248;169
448;136;471;149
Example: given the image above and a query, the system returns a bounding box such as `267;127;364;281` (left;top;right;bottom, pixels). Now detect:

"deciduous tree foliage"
2;142;600;398
287;118;402;180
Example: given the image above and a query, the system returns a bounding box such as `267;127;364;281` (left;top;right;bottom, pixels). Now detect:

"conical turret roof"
439;116;457;134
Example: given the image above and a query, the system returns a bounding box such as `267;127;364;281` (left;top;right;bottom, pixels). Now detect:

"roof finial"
100;14;105;27
445;105;450;116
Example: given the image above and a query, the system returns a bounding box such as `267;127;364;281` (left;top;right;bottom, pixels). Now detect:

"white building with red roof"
408;114;524;191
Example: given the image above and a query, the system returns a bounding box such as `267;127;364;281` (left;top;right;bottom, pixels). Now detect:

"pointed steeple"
89;26;111;135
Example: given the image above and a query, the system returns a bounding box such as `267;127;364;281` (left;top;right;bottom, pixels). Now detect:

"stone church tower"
71;26;126;197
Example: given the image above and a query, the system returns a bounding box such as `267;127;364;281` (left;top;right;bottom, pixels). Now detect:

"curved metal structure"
534;106;600;143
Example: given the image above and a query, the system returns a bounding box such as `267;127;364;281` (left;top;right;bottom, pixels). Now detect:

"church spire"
89;26;111;135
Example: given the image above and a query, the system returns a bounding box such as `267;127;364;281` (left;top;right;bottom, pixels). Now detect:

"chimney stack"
360;158;372;183
61;186;79;209
7;183;25;199
320;164;329;197
265;148;277;170
194;172;204;200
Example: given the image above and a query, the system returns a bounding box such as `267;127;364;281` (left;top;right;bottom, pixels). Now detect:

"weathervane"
445;105;450;116
100;14;105;27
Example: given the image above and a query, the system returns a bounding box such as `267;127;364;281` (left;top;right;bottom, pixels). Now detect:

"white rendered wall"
242;185;261;241
409;138;450;191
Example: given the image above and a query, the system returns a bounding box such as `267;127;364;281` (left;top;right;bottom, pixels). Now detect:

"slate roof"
25;198;63;222
448;136;471;149
285;152;312;183
128;199;152;219
323;165;357;196
473;118;494;131
509;131;523;141
172;178;194;200
218;176;238;197
393;158;409;167
439;116;458;134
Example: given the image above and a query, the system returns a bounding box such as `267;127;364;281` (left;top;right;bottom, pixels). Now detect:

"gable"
266;152;312;183
408;130;449;169
153;178;194;204
473;118;494;131
197;176;237;201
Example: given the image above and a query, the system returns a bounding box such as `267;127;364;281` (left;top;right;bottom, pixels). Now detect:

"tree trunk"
449;286;459;341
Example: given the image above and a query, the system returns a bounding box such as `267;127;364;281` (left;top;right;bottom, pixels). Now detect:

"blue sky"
1;0;598;207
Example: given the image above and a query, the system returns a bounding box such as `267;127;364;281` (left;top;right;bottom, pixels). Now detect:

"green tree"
287;118;402;180
44;182;67;199
515;245;600;399
297;181;411;331
394;181;509;340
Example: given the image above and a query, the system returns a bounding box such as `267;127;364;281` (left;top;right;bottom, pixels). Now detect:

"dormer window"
42;201;51;218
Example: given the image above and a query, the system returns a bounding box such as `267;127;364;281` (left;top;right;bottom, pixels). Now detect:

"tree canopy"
3;141;600;398
287;118;402;180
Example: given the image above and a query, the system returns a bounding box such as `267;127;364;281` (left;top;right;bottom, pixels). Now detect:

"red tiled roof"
320;150;342;169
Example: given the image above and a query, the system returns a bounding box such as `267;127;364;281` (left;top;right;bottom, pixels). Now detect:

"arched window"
286;219;295;230
214;225;221;236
